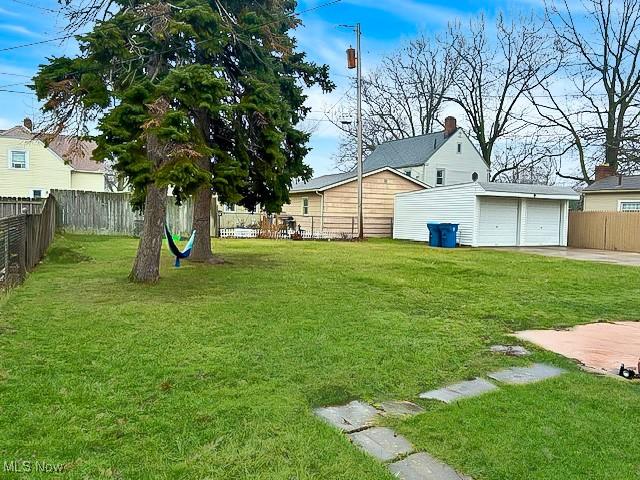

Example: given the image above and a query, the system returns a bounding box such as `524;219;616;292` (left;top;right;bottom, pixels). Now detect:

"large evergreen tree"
34;0;334;279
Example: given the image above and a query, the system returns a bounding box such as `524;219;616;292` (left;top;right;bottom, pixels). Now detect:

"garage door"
525;200;561;246
477;198;519;246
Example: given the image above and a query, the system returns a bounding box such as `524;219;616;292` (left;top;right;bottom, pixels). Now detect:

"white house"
362;116;490;187
0;121;106;198
394;182;580;247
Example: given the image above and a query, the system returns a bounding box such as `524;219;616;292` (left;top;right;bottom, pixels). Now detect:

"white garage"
393;182;579;247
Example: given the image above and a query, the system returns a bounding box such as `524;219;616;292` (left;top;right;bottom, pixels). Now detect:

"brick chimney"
23;117;33;131
444;116;457;137
594;164;616;181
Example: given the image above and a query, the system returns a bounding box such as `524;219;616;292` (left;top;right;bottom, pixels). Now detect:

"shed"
393;182;580;247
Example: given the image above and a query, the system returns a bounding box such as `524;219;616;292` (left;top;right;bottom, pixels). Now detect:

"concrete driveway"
499;247;640;267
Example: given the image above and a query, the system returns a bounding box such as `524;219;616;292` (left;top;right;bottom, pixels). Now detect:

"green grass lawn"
1;235;639;479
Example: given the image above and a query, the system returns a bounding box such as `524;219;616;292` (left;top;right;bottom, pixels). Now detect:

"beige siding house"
282;167;428;237
0;123;105;198
583;174;640;212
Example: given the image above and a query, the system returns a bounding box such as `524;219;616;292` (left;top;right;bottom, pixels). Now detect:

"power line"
0;71;32;78
9;0;59;13
1;1;344;96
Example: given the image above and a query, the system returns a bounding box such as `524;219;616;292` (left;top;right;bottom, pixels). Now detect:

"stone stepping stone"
379;400;425;417
349;427;414;462
388;452;472;480
419;378;498;404
487;363;566;385
314;400;379;432
490;345;531;357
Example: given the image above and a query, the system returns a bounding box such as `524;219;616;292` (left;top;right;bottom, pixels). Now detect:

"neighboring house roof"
476;182;579;198
0;126;105;173
362;131;450;172
291;166;430;193
583;174;640;192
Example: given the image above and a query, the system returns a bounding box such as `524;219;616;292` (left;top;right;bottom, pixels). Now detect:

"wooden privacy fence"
0;196;57;290
568;211;640;252
0;197;43;217
51;190;219;237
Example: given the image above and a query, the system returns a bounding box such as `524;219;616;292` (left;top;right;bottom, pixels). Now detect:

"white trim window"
223;204;236;213
456;142;462;154
302;197;309;215
436;168;445;186
619;200;640;212
8;149;28;169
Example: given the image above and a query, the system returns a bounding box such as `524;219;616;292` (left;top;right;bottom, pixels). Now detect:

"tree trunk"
189;186;222;263
129;182;168;283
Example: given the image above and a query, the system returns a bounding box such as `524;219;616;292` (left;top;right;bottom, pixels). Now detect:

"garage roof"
477;182;579;199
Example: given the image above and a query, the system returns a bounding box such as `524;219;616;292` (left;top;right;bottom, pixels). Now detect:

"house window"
31;189;43;199
472;172;479;182
404;170;412;177
223;204;236;212
457;143;462;154
9;150;28;169
302;197;309;215
619;201;640;212
436;169;445;186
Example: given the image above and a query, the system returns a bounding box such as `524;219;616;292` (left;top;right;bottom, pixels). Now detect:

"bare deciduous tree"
446;13;558;173
332;34;459;171
534;0;640;183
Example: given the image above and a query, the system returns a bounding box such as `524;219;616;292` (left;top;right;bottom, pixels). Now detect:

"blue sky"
0;0;544;177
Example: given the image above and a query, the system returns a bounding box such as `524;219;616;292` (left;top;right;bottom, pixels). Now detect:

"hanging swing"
164;224;196;267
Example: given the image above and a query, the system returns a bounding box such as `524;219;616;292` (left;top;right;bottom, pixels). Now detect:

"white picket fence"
218;227;354;240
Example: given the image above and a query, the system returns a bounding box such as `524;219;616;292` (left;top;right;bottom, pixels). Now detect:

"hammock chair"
164;225;196;267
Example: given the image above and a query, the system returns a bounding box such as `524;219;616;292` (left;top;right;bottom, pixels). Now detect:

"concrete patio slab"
349;427;414;462
487;363;566;385
498;246;640;267
379;400;425;417
515;322;640;375
419;378;498;403
314;400;379;432
388;452;472;480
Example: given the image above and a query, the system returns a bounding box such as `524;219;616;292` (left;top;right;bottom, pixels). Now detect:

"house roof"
583;174;640;192
0;126;105;173
477;182;579;198
290;167;430;193
362;131;451;172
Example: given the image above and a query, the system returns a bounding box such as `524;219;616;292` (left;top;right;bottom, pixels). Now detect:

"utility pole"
346;23;363;239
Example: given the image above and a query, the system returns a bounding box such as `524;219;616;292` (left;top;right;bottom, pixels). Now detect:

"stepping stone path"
487;363;566;385
313;363;566;479
419;378;498;404
379;400;425;417
490;345;531;357
349;427;414;462
388;452;472;480
313;400;378;432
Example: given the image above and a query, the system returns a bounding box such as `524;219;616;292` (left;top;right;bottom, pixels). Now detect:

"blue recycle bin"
427;223;442;247
439;223;459;248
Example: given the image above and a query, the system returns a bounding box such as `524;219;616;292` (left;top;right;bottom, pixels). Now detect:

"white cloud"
0;117;16;129
0;7;20;17
0;24;39;37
